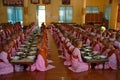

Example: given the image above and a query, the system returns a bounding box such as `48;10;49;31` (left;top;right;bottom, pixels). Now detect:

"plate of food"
30;47;37;50
99;55;107;59
12;56;20;60
29;51;36;54
84;49;92;52
86;46;92;49
16;52;24;55
82;44;87;47
31;45;37;47
20;45;26;47
84;56;92;60
18;47;25;50
81;51;85;54
92;51;99;55
27;56;35;60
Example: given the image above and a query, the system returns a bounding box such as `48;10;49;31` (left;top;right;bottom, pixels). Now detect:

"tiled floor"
0;31;120;80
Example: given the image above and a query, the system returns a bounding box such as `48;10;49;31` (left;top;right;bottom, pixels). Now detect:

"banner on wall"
42;0;51;4
31;0;40;4
3;0;24;6
109;0;112;4
62;0;70;5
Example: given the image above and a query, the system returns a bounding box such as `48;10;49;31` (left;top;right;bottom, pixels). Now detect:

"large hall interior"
0;0;120;80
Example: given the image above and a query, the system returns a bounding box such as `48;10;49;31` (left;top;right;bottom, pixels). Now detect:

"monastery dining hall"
0;0;120;80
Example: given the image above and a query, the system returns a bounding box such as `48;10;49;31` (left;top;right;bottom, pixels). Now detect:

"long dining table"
10;30;40;72
80;44;108;70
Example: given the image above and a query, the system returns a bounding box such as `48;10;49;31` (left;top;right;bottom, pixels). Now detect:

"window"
59;6;72;23
86;6;99;14
7;6;23;25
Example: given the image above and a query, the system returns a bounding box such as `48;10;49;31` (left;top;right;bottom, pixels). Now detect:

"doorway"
37;6;45;27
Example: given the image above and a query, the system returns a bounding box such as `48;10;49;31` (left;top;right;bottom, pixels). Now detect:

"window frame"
86;6;99;14
7;6;23;25
59;6;73;23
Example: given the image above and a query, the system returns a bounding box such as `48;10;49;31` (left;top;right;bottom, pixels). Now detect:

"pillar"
110;0;118;29
81;0;86;25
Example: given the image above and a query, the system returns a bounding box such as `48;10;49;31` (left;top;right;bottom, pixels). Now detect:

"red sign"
31;0;40;4
42;0;50;4
62;0;70;5
3;0;24;6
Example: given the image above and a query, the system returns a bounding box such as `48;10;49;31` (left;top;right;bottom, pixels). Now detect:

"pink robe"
21;33;25;42
96;49;118;70
114;41;120;51
0;51;13;75
68;48;88;72
65;38;70;44
17;36;21;47
13;39;18;50
29;54;55;71
2;31;6;40
86;39;91;46
63;42;72;66
63;47;71;66
11;47;16;56
93;43;101;53
59;36;65;56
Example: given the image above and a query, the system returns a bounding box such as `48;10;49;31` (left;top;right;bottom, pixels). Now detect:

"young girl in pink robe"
68;40;88;72
0;44;13;75
16;33;22;48
85;36;91;46
91;37;102;53
28;43;55;71
11;34;18;50
114;36;120;51
19;31;25;44
96;41;119;70
8;40;16;56
58;36;66;59
1;30;6;40
64;39;72;66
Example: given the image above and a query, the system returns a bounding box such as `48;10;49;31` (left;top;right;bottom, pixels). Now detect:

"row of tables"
10;29;108;71
80;44;108;70
10;29;40;71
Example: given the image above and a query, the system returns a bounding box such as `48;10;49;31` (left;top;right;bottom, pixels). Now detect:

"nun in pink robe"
68;47;88;72
86;38;91;46
29;54;55;71
114;37;120;51
27;44;55;71
17;35;21;48
55;30;60;45
2;30;6;40
68;40;88;72
58;33;64;51
93;43;101;53
95;42;118;70
96;50;118;70
91;38;102;53
64;41;72;66
8;40;16;57
58;34;66;59
0;50;13;75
